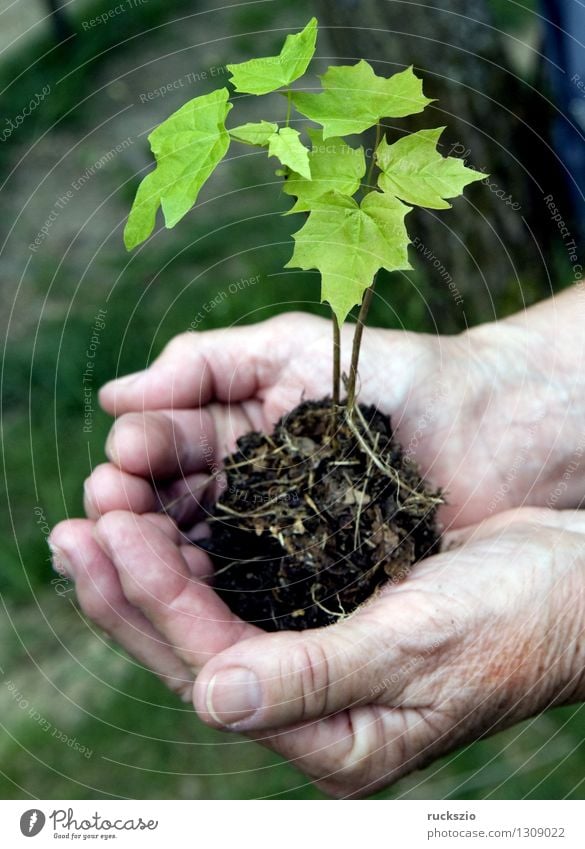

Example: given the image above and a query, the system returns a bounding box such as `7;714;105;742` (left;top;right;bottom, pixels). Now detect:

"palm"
93;313;559;531
51;504;584;797
50;312;584;797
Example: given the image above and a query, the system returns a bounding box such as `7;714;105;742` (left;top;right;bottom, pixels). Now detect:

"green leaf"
291;61;431;138
267;127;311;179
123;171;163;251
124;89;232;250
286;190;412;324
376;127;485;209
282;129;366;212
227;18;317;95
229;120;278;146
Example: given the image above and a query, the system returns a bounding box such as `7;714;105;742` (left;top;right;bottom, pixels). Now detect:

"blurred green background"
1;0;583;800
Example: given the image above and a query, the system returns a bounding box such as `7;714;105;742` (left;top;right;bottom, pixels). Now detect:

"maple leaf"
227;18;317;95
376;127;485;209
286;190;412;323
291;61;430;138
229;120;278;146
282;129;365;212
124;89;232;249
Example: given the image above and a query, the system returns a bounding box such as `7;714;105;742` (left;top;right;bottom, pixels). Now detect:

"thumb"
193;616;399;731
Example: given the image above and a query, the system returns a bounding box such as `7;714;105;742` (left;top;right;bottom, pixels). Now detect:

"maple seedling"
125;16;483;410
122;18;486;630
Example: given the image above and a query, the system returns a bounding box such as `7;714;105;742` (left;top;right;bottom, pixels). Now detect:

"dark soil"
198;399;442;631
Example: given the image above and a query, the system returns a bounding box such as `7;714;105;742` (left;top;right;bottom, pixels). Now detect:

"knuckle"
163;332;194;356
320;710;394;790
121;575;153;609
94;509;130;540
142;410;172;441
302;737;363;790
125;565;181;612
285;639;332;719
267;311;311;333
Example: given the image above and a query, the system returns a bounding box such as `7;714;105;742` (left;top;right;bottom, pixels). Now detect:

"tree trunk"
317;0;564;329
45;0;74;43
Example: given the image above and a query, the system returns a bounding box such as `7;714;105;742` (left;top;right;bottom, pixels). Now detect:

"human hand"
49;310;585;795
82;310;580;537
49;506;585;797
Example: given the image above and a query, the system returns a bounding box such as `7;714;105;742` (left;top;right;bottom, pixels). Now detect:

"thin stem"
285;90;292;127
346;274;377;412
365;122;381;189
332;312;341;405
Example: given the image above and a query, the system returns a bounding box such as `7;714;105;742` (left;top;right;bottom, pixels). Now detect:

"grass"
1;0;583;801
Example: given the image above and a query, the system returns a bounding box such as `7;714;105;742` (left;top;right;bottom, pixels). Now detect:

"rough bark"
45;0;74;43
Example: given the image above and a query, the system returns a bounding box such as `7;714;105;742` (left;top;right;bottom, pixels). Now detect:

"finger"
83;463;159;519
444;507;585;550
141;512;183;541
83;460;219;528
87;509;210;577
104;405;256;478
250;704;439;798
155;473;220;529
93;511;258;671
104;409;214;478
250;711;382;797
179;544;214;580
98;321;295;414
192;611;400;732
48;519;193;699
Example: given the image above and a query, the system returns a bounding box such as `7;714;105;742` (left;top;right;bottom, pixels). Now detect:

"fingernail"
104;430;118;464
205;667;262;727
82;479;93;514
48;542;72;578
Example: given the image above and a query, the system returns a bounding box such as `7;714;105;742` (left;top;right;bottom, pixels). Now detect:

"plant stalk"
332;313;341;406
365;123;381;188
346;274;377;412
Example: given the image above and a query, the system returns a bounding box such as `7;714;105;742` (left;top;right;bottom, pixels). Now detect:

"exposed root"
197;398;443;631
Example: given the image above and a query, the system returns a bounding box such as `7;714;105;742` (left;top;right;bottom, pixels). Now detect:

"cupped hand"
83;311;573;534
49;310;585;796
49;506;585;797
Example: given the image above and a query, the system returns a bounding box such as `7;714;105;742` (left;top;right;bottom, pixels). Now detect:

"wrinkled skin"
50;312;585;797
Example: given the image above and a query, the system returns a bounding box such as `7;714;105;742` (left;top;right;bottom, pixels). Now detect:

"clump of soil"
198;399;442;631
